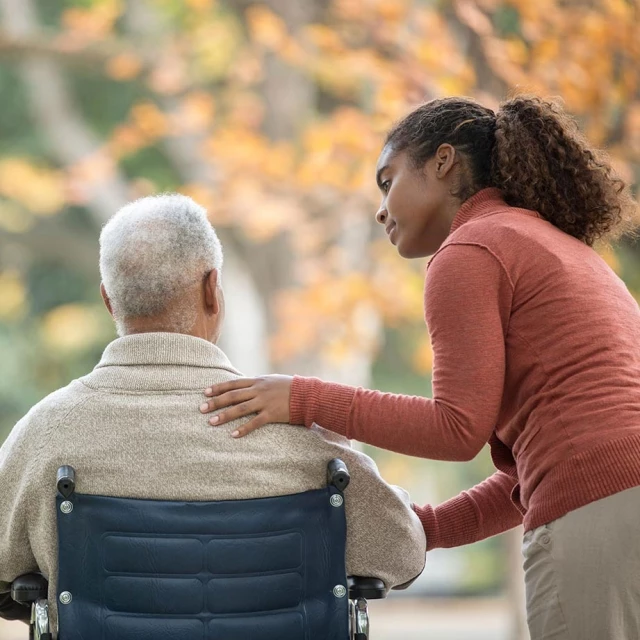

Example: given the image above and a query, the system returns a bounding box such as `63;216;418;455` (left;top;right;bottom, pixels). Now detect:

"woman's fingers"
200;388;254;414
201;374;293;435
208;400;260;427
204;378;257;397
230;414;271;438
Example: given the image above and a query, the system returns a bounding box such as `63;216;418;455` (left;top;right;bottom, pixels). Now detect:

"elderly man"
0;194;426;633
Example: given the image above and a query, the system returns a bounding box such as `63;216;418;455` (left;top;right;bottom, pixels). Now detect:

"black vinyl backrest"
56;487;349;640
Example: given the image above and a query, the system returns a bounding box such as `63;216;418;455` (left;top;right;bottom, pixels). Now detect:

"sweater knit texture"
0;333;425;633
290;188;640;550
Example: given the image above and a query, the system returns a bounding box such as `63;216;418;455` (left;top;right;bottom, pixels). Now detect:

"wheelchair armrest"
11;573;48;604
347;576;386;600
0;592;30;623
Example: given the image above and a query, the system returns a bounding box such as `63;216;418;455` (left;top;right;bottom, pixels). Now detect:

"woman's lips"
385;221;397;244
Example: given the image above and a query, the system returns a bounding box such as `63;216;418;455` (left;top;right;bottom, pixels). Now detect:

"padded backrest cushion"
56;487;348;640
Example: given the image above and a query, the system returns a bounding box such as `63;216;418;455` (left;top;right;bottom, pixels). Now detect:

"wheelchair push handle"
347;576;386;600
327;458;350;491
11;573;48;604
57;465;76;498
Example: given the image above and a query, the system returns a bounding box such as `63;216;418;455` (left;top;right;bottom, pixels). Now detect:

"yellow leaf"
105;53;142;81
375;0;410;23
332;0;363;21
224;93;266;130
0;201;34;233
413;335;433;375
439;74;472;96
261;141;295;180
233;186;302;242
378;456;414;486
598;246;621;274
175;92;216;134
130;102;169;139
278;39;307;65
41;304;106;354
0;159;65;216
69;151;117;186
229;51;264;84
625;104;640;155
505;38;529;66
108;124;147;157
321;336;347;364
193;18;242;78
147;54;187;95
246;5;288;50
185;0;216;10
61;0;122;40
604;0;633;20
304;25;345;53
533;39;559;64
179;184;215;213
374;80;408;117
206;128;269;171
0;270;27;321
303;130;333;156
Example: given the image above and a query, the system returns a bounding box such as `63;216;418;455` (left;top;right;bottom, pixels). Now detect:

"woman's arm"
203;243;513;461
415;471;524;551
290;244;514;460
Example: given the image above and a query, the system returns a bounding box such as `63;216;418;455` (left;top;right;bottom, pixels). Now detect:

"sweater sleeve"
414;471;523;550
290;243;514;461
0;413;40;607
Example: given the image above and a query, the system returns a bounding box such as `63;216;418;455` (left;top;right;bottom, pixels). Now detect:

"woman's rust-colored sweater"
290;188;640;551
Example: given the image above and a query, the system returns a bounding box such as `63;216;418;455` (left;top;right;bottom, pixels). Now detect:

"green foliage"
70;70;142;136
27;262;93;315
0;67;47;156
493;4;521;38
119;146;179;188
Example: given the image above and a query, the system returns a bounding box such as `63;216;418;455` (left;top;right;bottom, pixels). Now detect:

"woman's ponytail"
492;96;637;246
385;94;637;246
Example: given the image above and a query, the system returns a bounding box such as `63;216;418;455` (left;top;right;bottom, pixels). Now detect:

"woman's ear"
204;269;220;315
434;143;457;178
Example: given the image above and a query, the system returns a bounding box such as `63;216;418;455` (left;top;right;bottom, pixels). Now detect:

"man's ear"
100;283;114;317
203;269;220;315
432;143;457;178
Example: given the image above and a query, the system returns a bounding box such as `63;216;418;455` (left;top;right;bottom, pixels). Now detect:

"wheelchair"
10;458;385;639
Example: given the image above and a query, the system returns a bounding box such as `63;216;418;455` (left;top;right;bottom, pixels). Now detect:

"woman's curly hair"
385;95;638;246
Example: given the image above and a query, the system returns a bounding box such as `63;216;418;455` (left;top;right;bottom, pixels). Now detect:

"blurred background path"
0;596;512;640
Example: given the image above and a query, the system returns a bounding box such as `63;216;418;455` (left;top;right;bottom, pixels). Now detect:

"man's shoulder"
302;423;380;475
253;420;379;474
5;380;92;444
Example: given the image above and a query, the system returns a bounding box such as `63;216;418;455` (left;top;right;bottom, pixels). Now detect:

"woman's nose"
376;208;387;225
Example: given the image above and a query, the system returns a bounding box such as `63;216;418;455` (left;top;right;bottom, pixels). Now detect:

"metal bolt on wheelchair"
11;459;386;639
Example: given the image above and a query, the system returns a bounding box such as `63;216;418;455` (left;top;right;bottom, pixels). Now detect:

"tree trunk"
0;0;130;222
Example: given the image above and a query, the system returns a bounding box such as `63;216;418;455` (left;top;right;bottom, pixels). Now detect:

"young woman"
200;95;640;639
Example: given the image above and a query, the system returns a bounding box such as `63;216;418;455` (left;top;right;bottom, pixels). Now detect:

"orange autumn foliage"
2;0;638;372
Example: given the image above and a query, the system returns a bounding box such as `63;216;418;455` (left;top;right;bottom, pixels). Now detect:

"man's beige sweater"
0;333;426;631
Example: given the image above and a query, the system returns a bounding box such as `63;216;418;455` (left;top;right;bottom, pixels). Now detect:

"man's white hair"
99;194;223;335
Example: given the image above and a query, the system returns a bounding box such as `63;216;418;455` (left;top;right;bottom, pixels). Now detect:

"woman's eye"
381;180;391;193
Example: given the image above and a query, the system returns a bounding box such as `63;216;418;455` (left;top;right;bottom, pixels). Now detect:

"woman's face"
375;145;455;258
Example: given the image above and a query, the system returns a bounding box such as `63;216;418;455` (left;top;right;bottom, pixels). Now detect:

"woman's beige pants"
522;485;640;640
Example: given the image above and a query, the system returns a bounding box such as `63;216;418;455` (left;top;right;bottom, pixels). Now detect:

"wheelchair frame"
11;459;385;640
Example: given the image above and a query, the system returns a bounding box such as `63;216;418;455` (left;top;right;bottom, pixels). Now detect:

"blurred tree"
0;1;638;636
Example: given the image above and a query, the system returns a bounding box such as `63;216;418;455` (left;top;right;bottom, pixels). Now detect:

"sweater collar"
95;332;238;374
449;187;509;235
